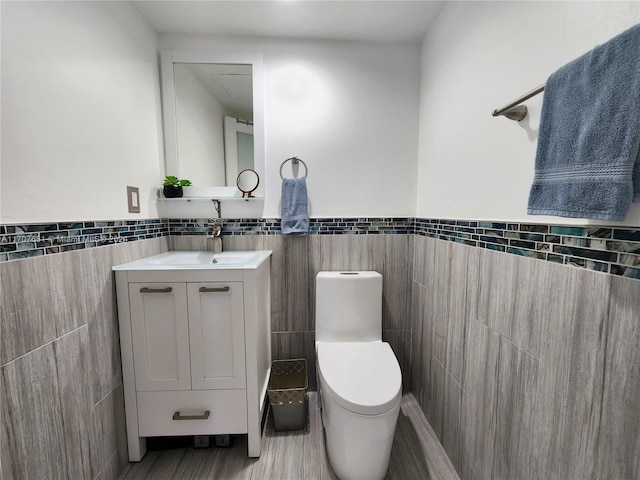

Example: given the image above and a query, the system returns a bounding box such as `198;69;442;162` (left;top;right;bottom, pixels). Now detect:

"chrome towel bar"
492;84;545;121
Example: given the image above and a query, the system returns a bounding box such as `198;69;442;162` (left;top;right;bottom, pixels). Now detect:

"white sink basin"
211;251;261;265
112;250;272;270
140;251;214;265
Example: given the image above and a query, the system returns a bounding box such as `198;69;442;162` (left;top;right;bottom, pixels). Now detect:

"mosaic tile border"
1;217;638;280
166;217;414;236
0;219;167;262
414;219;640;280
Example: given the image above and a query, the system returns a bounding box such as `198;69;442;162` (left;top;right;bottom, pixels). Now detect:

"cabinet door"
187;282;246;390
129;283;191;391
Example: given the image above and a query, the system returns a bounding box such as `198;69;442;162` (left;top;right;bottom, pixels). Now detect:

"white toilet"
315;271;402;480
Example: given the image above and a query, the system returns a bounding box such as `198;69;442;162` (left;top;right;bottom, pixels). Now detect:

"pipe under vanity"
207;223;223;253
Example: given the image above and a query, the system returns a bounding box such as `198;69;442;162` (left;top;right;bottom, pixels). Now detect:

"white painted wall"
417;1;640;226
8;2;635;225
1;1;163;223
160;35;421;218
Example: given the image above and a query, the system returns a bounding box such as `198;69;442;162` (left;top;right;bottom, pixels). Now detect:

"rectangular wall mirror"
160;51;265;197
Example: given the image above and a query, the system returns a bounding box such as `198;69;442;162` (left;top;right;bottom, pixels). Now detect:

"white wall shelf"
156;196;265;219
157;196;264;202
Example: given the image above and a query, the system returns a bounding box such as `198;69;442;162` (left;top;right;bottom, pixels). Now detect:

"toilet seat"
317;341;401;416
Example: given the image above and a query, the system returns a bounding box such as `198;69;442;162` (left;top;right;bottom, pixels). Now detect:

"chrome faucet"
207;223;223;253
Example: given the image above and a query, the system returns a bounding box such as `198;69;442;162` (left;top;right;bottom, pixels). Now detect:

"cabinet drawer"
137;390;247;437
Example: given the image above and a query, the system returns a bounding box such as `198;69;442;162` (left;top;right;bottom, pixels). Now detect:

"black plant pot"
163;185;183;198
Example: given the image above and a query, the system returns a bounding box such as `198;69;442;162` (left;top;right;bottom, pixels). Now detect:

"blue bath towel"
528;24;640;221
281;177;309;235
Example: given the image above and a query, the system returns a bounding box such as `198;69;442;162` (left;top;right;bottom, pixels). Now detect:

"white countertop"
112;250;272;271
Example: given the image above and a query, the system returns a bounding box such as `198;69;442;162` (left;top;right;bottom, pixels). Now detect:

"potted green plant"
162;176;192;198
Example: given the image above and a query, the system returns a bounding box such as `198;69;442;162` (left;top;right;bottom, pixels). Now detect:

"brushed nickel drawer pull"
199;286;230;293
140;287;172;293
172;410;210;421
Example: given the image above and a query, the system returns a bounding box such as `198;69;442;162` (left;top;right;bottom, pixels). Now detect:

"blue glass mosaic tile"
1;216;639;281
613;229;640;241
413;218;640;280
550;226;587;236
610;264;640;279
0;218;166;261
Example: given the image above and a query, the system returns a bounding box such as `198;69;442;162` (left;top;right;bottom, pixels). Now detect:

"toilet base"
320;387;400;480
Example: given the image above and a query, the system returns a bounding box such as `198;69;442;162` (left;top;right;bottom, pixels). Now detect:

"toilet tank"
316;271;382;342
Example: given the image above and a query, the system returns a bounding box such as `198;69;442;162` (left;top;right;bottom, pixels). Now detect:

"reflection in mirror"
236;169;260;198
224;116;254;185
161;51;264;197
173;63;252;186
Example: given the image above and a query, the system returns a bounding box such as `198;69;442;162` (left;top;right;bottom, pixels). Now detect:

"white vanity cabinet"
128;282;246;392
113;251;272;461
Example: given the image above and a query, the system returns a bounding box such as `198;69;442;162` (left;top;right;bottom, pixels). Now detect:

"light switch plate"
127;186;140;213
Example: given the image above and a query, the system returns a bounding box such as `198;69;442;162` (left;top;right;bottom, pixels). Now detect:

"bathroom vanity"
113;251;272;461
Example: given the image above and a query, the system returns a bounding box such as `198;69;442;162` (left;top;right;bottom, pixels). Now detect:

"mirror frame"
236;168;260;198
160;50;265;197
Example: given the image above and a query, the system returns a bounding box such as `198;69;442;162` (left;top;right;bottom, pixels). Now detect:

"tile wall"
1;216;638;479
1;235;169;480
0;220;167;262
415;219;640;279
412;233;640;479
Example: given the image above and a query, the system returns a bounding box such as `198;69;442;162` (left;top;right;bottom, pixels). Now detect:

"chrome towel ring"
279;156;308;179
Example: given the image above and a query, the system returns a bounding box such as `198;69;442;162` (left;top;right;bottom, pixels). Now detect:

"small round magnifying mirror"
236;169;260;198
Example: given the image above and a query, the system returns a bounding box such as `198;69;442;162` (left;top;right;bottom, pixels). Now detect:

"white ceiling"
133;0;445;43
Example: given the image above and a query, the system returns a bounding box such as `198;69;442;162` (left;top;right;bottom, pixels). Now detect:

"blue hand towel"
281;177;309;235
528;24;640;221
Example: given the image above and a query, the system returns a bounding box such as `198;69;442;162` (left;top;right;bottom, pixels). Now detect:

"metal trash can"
268;359;308;431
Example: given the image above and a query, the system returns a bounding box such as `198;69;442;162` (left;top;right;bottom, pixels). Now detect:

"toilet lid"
316;341;402;416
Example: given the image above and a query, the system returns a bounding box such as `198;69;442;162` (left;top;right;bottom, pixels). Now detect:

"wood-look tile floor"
119;393;459;480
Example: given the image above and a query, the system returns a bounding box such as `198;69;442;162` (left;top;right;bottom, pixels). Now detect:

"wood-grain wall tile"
1;327;93;480
224;235;264;252
444;243;471;384
414;235;435;290
53;327;94;479
593;274;640;479
108;237;168;269
264;235;312;332
1;342;67;479
169;235;210;251
424;240;476;386
2;238;167;480
309;234;386;275
409;281;426;391
430;240;451;371
461;318;500;480
1;251;87;365
0;258;57;365
532;265;611;479
81;247;122;404
477;249;546;357
412;230;640;479
90;386;129;480
383;234;413;332
493;337;538;480
417;282;435;417
437;361;463;471
510;257;547;357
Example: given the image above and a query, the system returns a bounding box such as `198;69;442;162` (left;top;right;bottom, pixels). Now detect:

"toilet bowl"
315;271;402;480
